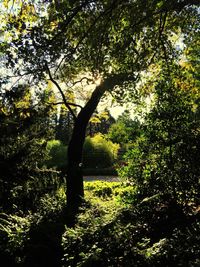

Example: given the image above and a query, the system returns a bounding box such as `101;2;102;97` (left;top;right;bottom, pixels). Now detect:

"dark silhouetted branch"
45;63;77;120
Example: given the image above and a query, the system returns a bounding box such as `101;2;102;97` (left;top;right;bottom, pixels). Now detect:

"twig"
45;63;77;121
48;101;83;109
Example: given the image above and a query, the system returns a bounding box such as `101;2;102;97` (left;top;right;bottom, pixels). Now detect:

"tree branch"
54;0;120;75
50;0;94;44
48;101;83;109
45;63;77;121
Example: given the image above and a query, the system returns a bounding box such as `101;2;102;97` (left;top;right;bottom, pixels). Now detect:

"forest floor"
2;181;200;267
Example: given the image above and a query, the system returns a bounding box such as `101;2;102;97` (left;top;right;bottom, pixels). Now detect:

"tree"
2;0;200;211
55;105;75;145
0;85;54;211
88;109;115;136
119;64;200;203
108;110;141;146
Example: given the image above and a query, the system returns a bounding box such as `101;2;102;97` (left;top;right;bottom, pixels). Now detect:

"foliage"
62;181;127;267
83;133;119;168
141;221;200;266
0;185;66;266
107;121;131;144
56;105;75;145
62;181;200;267
0;2;200;265
84;181;137;205
1;0;199;209
45;140;68;171
0;212;32;264
10;169;64;212
45;135;119;172
108;110;141;145
88;109;115;136
2;0;199;117
35;186;66;219
0;85;55;211
1;181;200;267
119;66;200;202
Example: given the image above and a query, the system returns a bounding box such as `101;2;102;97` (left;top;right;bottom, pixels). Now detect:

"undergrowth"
1;181;200;267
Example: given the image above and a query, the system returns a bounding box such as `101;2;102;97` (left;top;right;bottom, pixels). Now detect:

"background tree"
119;64;200;203
55;105;75;145
0;85;54;211
88;109;115;136
108;109;141;146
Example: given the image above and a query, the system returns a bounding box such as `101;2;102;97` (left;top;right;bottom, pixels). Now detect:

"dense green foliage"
45;140;68;171
1;181;200;267
119;66;200;204
0;86;55;211
45;134;119;172
62;182;200;267
83;133;119;168
55;105;75;145
107;110;141;146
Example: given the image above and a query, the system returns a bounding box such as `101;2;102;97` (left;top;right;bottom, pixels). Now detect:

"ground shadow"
21;207;80;267
22;218;65;267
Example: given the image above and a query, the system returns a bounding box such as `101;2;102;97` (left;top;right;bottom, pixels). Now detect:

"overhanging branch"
54;0;120;75
45;63;77;121
48;101;83;109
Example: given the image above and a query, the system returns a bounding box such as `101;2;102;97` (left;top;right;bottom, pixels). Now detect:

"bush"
45;140;67;171
83;134;119;168
9;169;64;212
45;136;119;172
62;181;200;267
118;69;200;203
0;186;66;266
84;181;137;204
0;212;32;264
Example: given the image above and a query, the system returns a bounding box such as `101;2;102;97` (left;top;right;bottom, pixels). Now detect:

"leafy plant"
119;66;200;203
0;212;32;264
83;134;119;168
45;140;68;171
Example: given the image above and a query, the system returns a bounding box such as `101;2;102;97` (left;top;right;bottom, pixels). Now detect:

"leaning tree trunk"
66;82;107;211
66;74;130;213
47;65;132;214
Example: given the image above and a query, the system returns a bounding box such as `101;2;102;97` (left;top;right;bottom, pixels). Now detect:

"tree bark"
66;82;107;210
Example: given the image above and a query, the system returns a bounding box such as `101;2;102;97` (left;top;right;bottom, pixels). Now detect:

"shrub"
0;213;32;264
45;140;67;171
45;135;119;172
62;181;145;267
83;134;119;168
9;169;63;212
36;186;66;218
62;180;200;267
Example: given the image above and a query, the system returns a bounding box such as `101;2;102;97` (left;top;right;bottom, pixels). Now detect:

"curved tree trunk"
66;82;107;211
66;74;134;212
47;69;133;215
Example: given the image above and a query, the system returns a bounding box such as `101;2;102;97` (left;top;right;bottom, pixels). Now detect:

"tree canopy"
2;0;199;86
